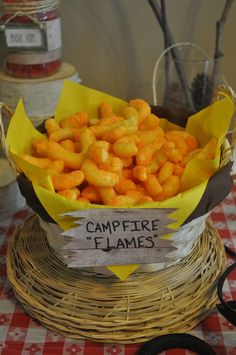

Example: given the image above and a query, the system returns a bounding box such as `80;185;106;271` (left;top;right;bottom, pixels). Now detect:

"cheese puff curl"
138;113;160;130
81;185;103;204
87;140;110;165
157;161;174;184
112;136;138;158
49;127;80;142
98;102;114;118
60;111;88;128
60;139;76;152
144;175;163;198
128;99;151;120
133;165;148;182
82;159;119;187
155;175;181;201
45;118;60;135
114;178;137;195
96;186;116;205
57;188;80;200
52;170;85;191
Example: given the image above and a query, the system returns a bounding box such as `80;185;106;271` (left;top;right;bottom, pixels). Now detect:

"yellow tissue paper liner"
6;81;234;281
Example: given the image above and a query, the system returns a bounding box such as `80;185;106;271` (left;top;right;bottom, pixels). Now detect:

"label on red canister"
3;17;61;52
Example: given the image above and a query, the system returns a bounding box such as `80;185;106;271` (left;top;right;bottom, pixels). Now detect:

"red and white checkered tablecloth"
0;183;236;355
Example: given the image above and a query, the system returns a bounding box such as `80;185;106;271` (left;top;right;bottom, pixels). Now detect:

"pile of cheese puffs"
21;99;217;206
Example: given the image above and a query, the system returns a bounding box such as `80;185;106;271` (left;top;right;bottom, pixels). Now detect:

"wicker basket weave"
7;214;226;344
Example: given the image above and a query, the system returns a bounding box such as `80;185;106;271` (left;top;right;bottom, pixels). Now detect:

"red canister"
0;0;62;78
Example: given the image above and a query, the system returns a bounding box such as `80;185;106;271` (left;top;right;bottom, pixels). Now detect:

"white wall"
60;0;236;103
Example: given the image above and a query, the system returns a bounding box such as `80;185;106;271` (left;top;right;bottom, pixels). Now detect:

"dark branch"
148;0;195;110
211;0;234;97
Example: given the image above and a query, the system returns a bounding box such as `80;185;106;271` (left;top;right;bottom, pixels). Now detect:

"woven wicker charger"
7;215;226;344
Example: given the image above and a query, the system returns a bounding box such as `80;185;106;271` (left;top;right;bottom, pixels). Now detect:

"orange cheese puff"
101;126;127;143
34;140;84;169
45;118;60;135
32;138;49;156
128;99;151;120
109;195;139;206
90;123;120;138
114;178;137;195
77;196;90;203
57;188;80;200
96;186;116;205
21;154;51;169
146;150;167;175
125;190;144;199
180;148;201;167
162;140;175;150
87;141;110;165
79;128;96;151
157;161;174;184
144;174;163;198
174;130;198;151
49;127;79;142
52;170;85;191
155;175;181;201
133;165;148;182
173;163;185;178
60;111;88;128
122;106;139;120
98;102;114;118
165;131;189;156
138;113;160;130
165;148;183;163
137;127;165;146
45;160;64;176
136;144;155;166
112;136;138;158
99;115;123;125
60;139;76;152
81;185;102;204
99;155;123;173
81;159;119;187
194;138;217;160
138;195;153;204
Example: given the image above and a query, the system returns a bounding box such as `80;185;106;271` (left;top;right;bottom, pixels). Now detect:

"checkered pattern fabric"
0;184;236;355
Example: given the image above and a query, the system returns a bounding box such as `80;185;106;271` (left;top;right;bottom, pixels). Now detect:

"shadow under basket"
7;214;226;344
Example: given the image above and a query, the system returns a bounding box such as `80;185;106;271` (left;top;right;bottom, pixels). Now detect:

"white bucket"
0;158;25;220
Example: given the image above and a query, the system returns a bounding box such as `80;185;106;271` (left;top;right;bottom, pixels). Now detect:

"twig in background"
160;0;170;106
148;0;195;111
211;0;234;98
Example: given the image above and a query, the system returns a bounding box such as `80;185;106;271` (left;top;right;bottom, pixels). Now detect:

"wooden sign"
61;208;176;267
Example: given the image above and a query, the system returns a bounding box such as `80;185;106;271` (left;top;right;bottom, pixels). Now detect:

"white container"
0;62;80;127
0;158;25;220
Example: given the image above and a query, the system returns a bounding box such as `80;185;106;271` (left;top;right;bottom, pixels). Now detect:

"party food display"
20;98;217;206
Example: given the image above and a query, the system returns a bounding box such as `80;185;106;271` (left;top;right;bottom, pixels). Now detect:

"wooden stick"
148;0;195;110
211;0;234;96
160;0;171;106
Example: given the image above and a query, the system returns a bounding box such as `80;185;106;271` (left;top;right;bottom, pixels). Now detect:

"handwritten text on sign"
61;208;176;267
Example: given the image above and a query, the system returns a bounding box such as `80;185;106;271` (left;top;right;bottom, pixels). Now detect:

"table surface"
0;183;236;355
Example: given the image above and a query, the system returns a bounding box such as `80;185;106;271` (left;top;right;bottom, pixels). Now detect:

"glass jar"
0;0;62;78
153;42;223;113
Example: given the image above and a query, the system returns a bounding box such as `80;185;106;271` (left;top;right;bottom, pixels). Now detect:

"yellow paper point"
106;264;140;281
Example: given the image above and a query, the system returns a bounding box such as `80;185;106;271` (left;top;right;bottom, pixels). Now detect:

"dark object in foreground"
137;333;216;354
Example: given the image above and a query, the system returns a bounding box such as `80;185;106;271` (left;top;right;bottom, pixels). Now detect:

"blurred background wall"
60;0;236;102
